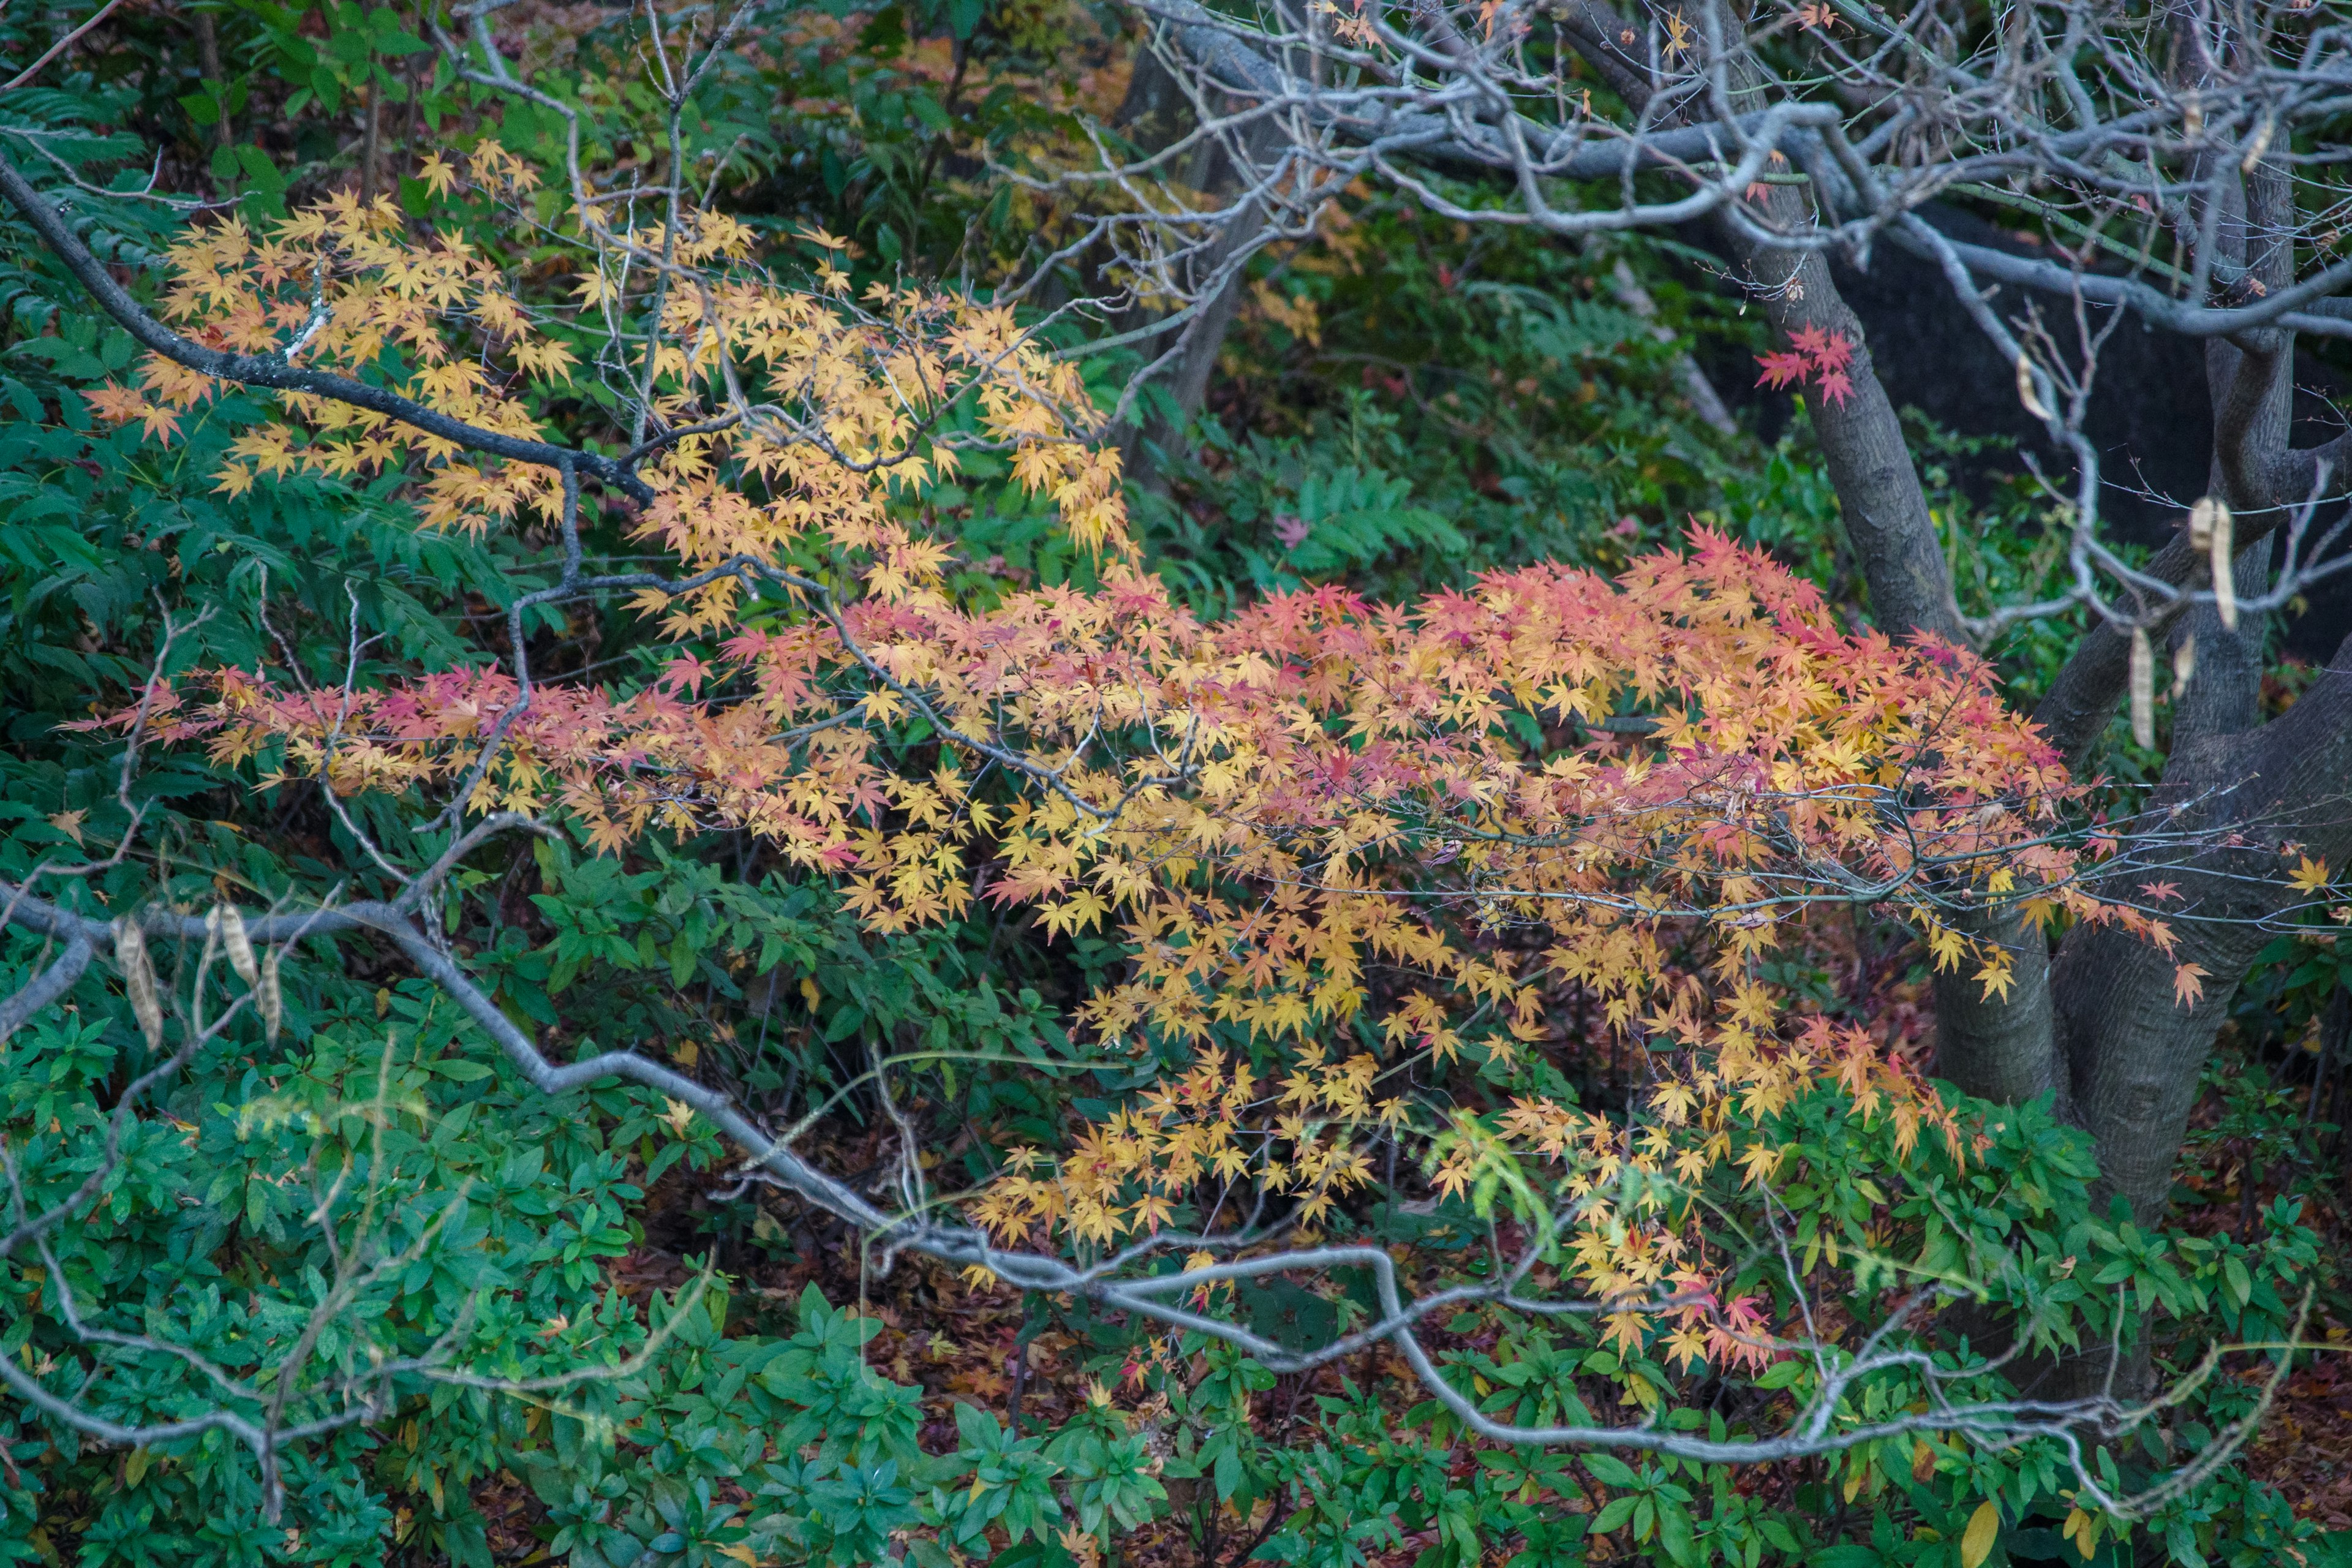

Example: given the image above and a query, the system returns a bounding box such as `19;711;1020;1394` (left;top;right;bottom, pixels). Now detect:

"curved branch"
1885;224;2352;342
0;157;654;503
0;880;2146;1483
0;935;90;1041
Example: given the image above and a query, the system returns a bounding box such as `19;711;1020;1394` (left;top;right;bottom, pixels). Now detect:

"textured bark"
2047;228;2302;1226
2034;522;2326;775
2054;646;2352;1221
1724;232;1969;647
361;81;383;206
2170;534;2275;742
2034;605;2161;778
2168;219;2295;743
2034;99;2316;775
1555;0;1963;647
1931;913;2064;1111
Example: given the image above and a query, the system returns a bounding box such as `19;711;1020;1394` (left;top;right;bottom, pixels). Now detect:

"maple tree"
0;148;2301;1544
1;0;2350;1564
61;188;2043;1283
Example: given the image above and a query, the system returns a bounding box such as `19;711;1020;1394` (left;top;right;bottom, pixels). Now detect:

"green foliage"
0;4;2342;1566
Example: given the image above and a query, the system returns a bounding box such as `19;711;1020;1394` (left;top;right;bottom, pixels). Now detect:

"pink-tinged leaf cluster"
92;522;2184;1372
55;110;2210;1390
95;524;2149;1063
1755;324;1857;408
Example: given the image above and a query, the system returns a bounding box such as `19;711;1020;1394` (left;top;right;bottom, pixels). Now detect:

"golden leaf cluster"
83;186;1120;571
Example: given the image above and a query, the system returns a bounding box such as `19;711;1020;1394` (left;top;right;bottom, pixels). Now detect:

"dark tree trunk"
1108;46;1273;494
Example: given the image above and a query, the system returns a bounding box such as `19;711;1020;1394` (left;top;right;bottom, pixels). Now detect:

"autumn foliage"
62;189;2237;1389
84;162;1125;567
12;0;2352;1549
1753;325;1857;409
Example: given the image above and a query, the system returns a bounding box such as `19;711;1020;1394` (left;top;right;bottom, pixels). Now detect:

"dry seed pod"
2189;497;2218;551
2173;634;2197;697
2130;626;2156;748
213;904;260;991
2242;115;2276;175
114;917;164;1054
2207;498;2238;631
258;946;283;1043
2015;353;2054;422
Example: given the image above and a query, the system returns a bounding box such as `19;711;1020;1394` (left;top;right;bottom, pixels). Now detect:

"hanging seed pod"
2173;633;2198;697
2189;497;2218;551
2015;352;2054;422
2130;625;2156;748
258;946;283;1044
2209;499;2237;631
212;904;260;992
115;917;164;1054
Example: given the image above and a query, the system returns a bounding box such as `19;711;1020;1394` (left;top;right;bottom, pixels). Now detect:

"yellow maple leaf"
1648;1079;1697;1126
1736;1142;1784;1186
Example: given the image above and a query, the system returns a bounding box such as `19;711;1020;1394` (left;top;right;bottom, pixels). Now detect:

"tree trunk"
1556;0;1965;649
1125;203;1267;493
2053;645;2352;1222
2041;143;2310;1234
192;6;230;151
1109;45;1273;494
361;78;383;205
1557;0;2043;1117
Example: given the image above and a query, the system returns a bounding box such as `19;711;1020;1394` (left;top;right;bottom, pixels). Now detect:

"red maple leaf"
661;652;714;695
1815;368;1854;407
1809;328;1856;374
1789;325;1830;360
1754;350;1809;391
